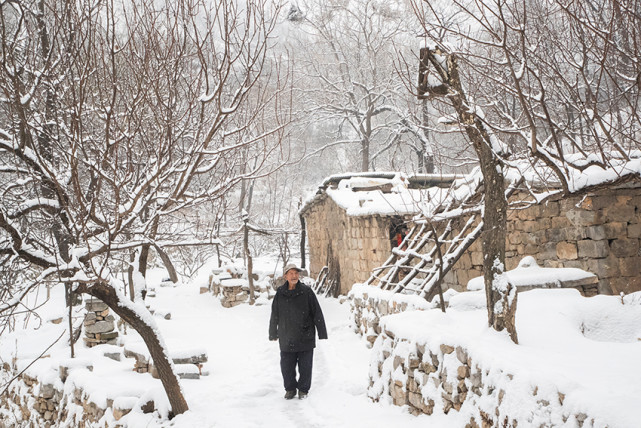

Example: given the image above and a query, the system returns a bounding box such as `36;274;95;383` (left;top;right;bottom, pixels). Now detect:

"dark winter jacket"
269;281;328;352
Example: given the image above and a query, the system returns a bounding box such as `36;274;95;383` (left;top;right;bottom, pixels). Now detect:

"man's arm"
309;291;328;340
269;294;279;341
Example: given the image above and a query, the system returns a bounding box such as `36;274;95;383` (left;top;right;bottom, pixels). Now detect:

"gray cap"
283;263;302;275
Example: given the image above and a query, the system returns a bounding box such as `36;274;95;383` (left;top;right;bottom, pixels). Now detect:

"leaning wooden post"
243;212;256;304
300;214;306;269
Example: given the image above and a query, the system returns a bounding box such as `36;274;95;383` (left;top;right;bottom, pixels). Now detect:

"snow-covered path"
144;285;449;428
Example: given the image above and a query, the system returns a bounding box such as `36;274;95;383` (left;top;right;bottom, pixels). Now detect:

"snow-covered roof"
299;171;466;218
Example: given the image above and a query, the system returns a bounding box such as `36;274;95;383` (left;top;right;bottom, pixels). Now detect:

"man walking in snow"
269;263;328;399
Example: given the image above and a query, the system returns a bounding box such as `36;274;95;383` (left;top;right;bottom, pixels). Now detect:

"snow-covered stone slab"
220;278;248;288
171;348;208;364
467;256;597;292
174;364;200;379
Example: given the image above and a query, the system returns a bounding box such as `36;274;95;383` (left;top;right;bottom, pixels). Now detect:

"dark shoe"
284;390;296;400
298;390;308;399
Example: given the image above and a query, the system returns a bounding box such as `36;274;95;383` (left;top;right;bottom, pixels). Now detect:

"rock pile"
83;298;118;348
208;268;251;307
219;279;250;308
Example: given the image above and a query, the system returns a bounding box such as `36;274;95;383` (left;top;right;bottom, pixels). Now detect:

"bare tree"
412;0;641;343
288;0;440;172
0;0;286;416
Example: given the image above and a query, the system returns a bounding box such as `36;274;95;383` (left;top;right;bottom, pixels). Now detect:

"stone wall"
349;284;433;346
443;183;641;295
0;346;208;427
369;327;601;427
304;194;396;295
0;364;127;427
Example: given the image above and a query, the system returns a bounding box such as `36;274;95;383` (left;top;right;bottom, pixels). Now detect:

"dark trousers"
280;349;314;393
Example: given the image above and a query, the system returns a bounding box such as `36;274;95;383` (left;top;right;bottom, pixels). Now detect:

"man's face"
285;269;299;285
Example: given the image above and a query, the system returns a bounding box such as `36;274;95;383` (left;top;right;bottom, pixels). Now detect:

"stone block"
457;365;469;379
95;331;118;341
458;252;472;269
40;384;55;399
85;300;108;312
592;256;620;278
577;240;609;259
440;344;454;354
556;242;578;260
550;216;571;229
590;194;617;210
628;223;641;238
408;356;420;369
419;362;437;374
173;352;208;365
390;383;407;406
566;210;600;226
584;225;607;241
539;242;558;260
619;257;641;277
104;352;121;362
470;250;484;266
113;407;131;421
604;204;635;222
610;238;639;258
557;227;588;241
470;372;482;388
85;320;115;335
521;220;540;233
604;222;627;239
544;199;561;216
525;232;542;246
455;347;468;365
393;355;404;370
610;276;641;295
84;312;97;326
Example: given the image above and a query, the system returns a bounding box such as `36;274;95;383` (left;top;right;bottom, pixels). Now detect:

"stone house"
300;172;457;295
304;170;641;297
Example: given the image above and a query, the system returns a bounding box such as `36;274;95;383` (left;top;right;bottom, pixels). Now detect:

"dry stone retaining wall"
369;327;599;427
348;284;432;345
0;364;124;427
0;346;208;427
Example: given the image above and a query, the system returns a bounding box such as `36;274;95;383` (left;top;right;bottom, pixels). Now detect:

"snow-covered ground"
2;263;641;427
0;267;447;427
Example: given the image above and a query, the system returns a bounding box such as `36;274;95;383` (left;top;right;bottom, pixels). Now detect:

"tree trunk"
361;138;370;172
75;282;189;416
419;99;435;174
153;244;179;284
138;217;160;279
420;48;518;343
243;218;256;304
300;215;306;269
